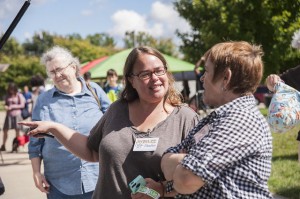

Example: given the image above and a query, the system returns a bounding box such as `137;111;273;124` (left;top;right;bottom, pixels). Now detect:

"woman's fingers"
18;121;45;136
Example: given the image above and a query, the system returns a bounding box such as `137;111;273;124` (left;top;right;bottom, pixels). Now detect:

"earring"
222;87;227;91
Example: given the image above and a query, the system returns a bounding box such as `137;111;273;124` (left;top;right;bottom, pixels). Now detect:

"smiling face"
129;54;168;104
46;57;77;92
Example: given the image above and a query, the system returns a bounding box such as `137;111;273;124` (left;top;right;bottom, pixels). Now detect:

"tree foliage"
174;0;300;77
0;54;45;99
86;33;116;47
1;37;24;56
123;31;178;56
0;32;118;98
53;36;116;64
22;31;54;56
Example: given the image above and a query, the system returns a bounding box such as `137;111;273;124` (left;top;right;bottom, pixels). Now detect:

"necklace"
131;128;152;140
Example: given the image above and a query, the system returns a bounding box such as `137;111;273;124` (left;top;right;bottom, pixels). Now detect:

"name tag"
133;138;159;151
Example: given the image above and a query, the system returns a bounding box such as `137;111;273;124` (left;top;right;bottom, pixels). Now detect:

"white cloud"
0;0;49;31
110;10;148;36
109;1;191;46
24;31;32;40
0;0;50;41
81;9;93;16
0;0;50;19
151;1;175;21
150;1;191;36
0;0;21;19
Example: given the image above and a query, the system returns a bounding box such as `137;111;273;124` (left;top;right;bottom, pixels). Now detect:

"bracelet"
137;186;160;199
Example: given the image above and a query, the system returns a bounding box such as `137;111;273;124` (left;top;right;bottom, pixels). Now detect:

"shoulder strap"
86;81;101;109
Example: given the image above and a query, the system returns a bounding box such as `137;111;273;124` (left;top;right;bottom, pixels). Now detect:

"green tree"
66;33;83;40
86;33;115;47
0;31;121;98
123;31;178;56
0;37;24;56
174;0;300;77
0;55;46;98
22;31;54;56
54;36;116;64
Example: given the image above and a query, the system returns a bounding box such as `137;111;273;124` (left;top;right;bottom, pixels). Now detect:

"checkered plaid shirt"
165;95;273;198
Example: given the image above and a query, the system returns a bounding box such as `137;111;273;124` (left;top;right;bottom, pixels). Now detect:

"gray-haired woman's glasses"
47;62;73;78
131;67;167;80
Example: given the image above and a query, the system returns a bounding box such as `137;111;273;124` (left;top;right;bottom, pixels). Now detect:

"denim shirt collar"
51;76;92;98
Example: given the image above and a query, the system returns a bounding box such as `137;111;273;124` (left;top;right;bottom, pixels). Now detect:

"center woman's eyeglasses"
131;67;167;80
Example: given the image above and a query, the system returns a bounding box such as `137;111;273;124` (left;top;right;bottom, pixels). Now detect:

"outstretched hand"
18;121;55;138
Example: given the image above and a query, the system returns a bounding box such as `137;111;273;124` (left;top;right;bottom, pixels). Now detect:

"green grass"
260;108;300;198
260;108;268;117
268;128;300;199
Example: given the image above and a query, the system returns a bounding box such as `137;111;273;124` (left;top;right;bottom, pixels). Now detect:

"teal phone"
128;175;146;194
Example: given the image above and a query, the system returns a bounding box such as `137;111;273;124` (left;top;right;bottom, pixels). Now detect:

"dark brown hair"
120;46;182;106
106;69;118;77
7;82;18;96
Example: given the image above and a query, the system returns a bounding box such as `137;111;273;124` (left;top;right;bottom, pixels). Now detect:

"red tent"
80;56;108;75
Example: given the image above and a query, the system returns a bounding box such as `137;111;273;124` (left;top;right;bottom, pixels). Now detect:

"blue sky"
0;0;191;47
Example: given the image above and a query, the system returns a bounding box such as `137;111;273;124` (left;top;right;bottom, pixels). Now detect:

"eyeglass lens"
48;63;71;77
137;68;166;80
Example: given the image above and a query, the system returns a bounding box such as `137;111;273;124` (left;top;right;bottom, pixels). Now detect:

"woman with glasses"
27;46;110;199
21;46;199;199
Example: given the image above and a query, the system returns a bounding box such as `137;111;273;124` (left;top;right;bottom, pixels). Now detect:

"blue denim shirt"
28;77;110;195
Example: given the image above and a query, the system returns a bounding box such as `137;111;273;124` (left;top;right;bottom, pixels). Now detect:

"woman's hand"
33;172;50;193
18;121;55;137
131;178;163;199
265;74;282;92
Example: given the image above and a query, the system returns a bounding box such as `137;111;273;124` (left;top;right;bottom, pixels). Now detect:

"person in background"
266;65;300;91
1;83;26;152
103;69;123;102
30;74;45;111
181;80;190;103
22;85;32;116
161;41;273;198
83;71;92;83
27;46;110;199
194;56;205;91
20;46;200;199
266;65;300;163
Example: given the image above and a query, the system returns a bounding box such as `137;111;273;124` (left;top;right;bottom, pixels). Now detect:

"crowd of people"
0;40;298;198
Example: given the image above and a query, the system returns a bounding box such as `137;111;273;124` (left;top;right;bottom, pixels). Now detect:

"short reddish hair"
204;41;264;94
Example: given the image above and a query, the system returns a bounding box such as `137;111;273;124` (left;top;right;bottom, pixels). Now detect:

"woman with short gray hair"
28;46;110;199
